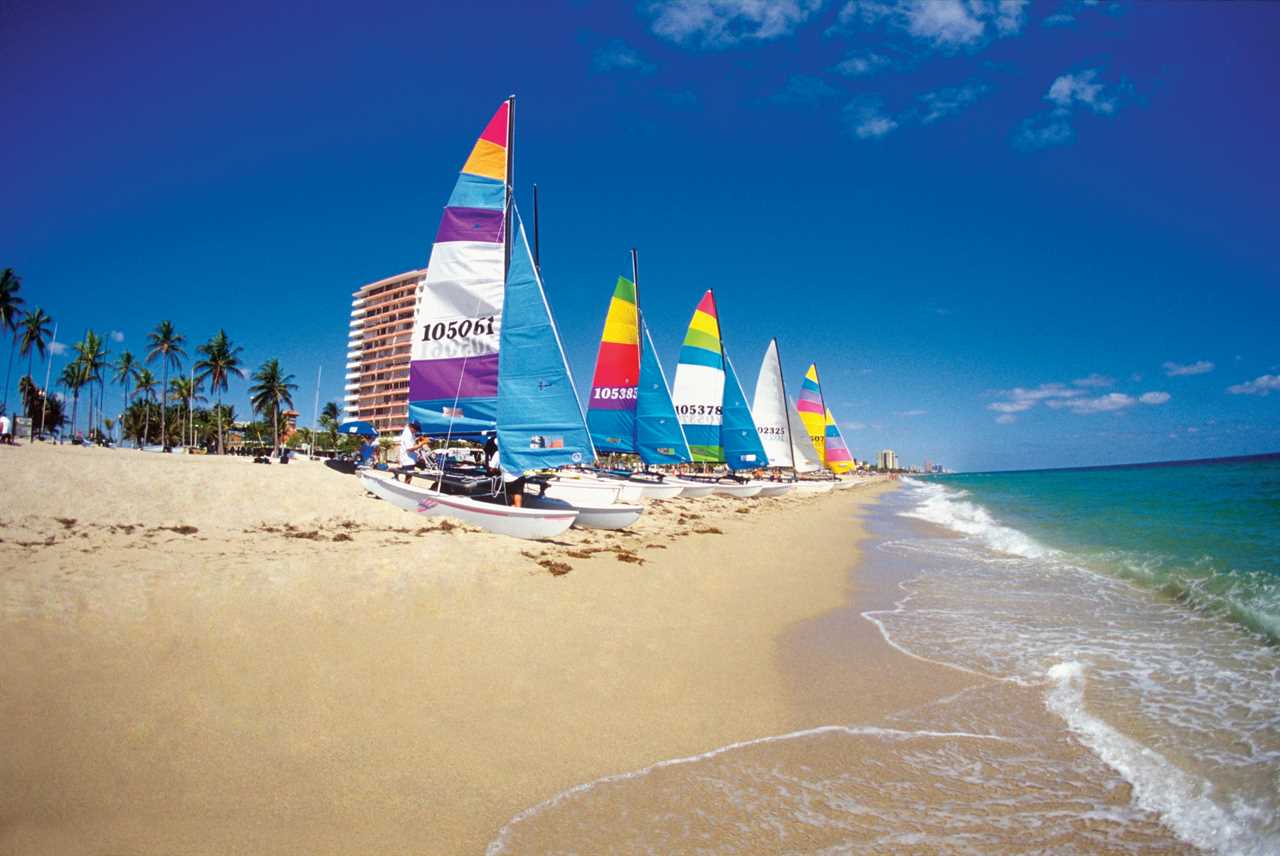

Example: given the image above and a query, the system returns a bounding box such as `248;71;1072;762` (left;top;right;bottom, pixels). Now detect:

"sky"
2;0;1278;472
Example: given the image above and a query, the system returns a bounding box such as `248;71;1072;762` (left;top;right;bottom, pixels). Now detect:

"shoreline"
1;442;897;853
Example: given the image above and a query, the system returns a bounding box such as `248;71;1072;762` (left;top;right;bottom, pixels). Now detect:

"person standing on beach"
398;421;428;484
485;435;526;507
0;412;11;445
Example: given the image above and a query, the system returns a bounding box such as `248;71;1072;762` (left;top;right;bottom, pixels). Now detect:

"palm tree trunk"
71;390;79;439
160;362;167;450
272;403;279;456
3;336;16;414
216;395;223;455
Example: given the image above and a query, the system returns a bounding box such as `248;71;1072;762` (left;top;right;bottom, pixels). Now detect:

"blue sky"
3;0;1277;471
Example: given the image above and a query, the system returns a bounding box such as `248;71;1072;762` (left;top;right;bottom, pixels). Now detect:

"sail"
586;276;640;453
722;353;768;471
750;339;793;468
636;314;692;465
407;99;510;436
496;209;595;476
787;397;823;472
671;291;724;462
823;408;855;474
796;363;827;463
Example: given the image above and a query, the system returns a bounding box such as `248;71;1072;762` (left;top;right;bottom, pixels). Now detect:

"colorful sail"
751;339;793;469
495;209;595;476
671;291;725;462
787;397;823;473
796;363;827;463
721;353;768;471
586;276;640;453
636;314;692;465
407;99;510;436
823;408;855;474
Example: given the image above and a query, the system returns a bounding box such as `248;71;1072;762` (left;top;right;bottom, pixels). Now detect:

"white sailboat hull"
754;482;796;497
664;478;716;498
793;480;836;494
713;481;764;498
523;495;645;530
540;479;622;506
361;473;577;540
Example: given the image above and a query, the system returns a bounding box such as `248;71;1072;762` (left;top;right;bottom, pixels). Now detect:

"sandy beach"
1;442;925;854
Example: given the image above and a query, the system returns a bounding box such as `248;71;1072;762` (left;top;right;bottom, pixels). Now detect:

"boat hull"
665;478;716;498
524;496;645;530
540;479;622;506
361;473;577;540
754;482;796;497
713;482;764;498
793;480;836;494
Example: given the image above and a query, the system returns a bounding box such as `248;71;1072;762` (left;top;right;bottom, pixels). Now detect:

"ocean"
488;457;1278;854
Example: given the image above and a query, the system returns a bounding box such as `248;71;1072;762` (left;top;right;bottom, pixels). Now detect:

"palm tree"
59;358;86;439
169;375;205;447
146;320;186;450
134;368;158;446
320;400;341;453
249;358;297;456
0;268;24;415
18;308;53;391
194;330;245;454
112;351;138;428
74;331;110;442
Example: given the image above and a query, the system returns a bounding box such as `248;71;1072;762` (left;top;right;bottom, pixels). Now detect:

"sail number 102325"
422;316;497;342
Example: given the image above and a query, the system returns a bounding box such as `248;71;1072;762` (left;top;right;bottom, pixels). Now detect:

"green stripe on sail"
613;276;636;304
682;328;720;352
689;444;723;463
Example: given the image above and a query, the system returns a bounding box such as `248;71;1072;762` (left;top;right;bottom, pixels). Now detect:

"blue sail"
496;209;596;476
636;313;692;465
721;352;768;471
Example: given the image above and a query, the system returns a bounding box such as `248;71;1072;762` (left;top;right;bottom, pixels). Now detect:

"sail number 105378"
422;316;497;342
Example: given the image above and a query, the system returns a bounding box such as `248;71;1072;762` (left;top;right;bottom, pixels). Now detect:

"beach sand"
0;443;967;854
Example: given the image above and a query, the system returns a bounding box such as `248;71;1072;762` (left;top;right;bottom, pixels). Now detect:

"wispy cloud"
1047;390;1171;413
1163;359;1214;377
649;0;823;48
1227;374;1280;396
917;80;988;123
995;413;1016;424
50;341;68;356
844;95;897;139
593;39;656;73
1015;68;1131;151
769;74;839;104
834;51;890;77
110;330;125;343
896;409;927;417
1139;391;1171;405
1072;373;1113;388
838;0;1027;49
988;380;1168;421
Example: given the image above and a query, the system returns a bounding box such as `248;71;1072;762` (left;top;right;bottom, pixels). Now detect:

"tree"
146;320;185;450
74;330;109;441
134;368;158;446
249;358;297;456
18;308;53;390
59;358;86;438
169;375;205;447
112;351;138;431
319;400;341;453
194;330;245;454
0;268;24;415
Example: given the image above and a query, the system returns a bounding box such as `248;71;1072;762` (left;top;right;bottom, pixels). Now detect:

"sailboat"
823;407;856;475
751;339;832;495
361;99;635;538
582;252;704;500
793;363;849;488
670;291;769;497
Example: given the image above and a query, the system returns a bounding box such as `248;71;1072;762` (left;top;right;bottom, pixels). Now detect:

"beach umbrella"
337;420;378;437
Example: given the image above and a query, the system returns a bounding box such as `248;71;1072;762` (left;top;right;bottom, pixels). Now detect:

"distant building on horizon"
345;269;425;436
878;449;898;471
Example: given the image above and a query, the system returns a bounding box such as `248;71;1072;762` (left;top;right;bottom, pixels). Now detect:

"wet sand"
0;442;896;854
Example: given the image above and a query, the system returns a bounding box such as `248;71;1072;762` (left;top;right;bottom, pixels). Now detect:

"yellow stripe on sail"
601;296;639;345
688;309;719;340
462;138;506;182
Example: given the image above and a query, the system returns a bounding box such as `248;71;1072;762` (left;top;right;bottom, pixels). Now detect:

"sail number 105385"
422;316;497;342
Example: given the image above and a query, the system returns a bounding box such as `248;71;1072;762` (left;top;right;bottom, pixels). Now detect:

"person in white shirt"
0;412;11;445
398;421;427;483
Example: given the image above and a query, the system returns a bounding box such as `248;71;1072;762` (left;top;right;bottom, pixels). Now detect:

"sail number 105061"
422;316;497;342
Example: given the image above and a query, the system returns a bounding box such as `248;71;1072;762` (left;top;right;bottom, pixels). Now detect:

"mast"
774;338;797;473
532;182;541;275
503;94;515;280
631;246;642;389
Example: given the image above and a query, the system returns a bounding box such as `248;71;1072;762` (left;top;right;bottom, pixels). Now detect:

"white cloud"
1227;374;1280;396
917;81;988;123
1015;67;1129;151
1139;391;1171;405
845;421;868;430
49;341;68;356
995;413;1016;424
1072;373;1113;388
593;40;656;73
1014;111;1074;150
988;383;1084;414
994;0;1029;35
1163;360;1214;377
838;0;1026;48
1047;392;1135;413
649;0;823;48
1047;69;1116;114
770;74;839;104
896;409;927;417
834;51;890;76
845;96;897;139
110;330;125;343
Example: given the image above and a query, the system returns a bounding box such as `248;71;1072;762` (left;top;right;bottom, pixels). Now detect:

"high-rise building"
878;449;898;471
344;269;425;436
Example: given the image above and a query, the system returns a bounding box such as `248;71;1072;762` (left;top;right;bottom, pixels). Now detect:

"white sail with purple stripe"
408;98;512;436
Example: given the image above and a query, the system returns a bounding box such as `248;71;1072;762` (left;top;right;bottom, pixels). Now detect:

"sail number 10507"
422;316;497;342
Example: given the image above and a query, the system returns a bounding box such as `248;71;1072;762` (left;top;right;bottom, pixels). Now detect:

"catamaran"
669;290;772;497
751;339;832;495
581;251;709;500
360;98;640;538
793;363;852;490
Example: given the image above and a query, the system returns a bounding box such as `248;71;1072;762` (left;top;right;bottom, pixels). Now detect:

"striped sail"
495;209;595;475
751;339;793;468
586;276;640;453
722;352;768;470
407;99;510;436
823;408;855;474
636;314;692;465
788;397;823;473
671;291;724;462
796;363;827;463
